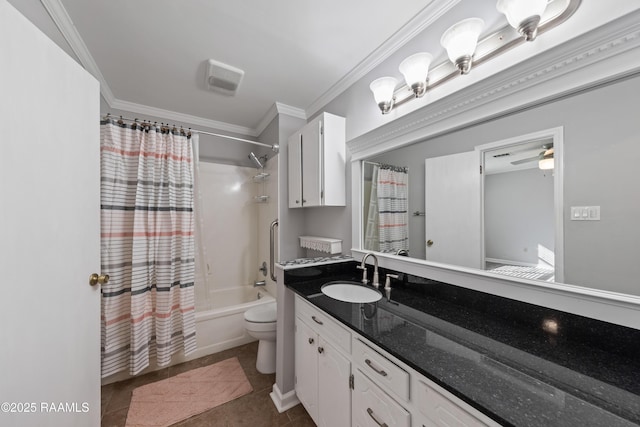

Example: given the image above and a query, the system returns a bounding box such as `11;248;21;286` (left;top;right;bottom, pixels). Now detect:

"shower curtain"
100;119;196;377
377;165;409;253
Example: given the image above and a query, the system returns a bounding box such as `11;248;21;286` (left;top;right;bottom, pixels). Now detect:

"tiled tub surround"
284;261;640;426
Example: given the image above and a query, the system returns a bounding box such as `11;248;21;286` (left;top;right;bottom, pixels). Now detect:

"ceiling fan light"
440;18;484;75
399;52;433;98
538;148;554;170
497;0;548;41
370;77;398;114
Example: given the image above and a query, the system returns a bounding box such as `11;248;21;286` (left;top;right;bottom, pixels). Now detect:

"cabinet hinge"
295;375;297;385
349;374;354;390
480;164;483;174
321;190;324;200
320;125;324;136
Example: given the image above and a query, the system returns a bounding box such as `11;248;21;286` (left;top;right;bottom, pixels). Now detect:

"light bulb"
497;0;548;41
440;18;484;75
369;77;398;114
399;52;433;97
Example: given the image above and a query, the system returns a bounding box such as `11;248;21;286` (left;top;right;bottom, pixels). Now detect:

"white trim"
475;126;564;283
348;10;640;159
109;98;256;136
41;0;307;138
270;384;300;413
305;0;461;119
255;102;307;137
40;0;115;105
351;249;640;330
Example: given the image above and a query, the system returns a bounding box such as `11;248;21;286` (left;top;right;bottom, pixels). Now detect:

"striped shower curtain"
377;166;409;253
100;119;196;377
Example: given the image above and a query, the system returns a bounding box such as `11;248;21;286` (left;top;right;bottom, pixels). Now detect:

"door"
425;151;482;269
317;338;351;427
0;2;101;426
294;319;319;423
288;132;303;208
301;116;323;207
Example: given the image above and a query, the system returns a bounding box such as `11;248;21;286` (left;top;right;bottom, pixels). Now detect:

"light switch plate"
571;206;600;221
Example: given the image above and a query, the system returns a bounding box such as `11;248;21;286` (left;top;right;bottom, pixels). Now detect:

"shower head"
249;152;264;169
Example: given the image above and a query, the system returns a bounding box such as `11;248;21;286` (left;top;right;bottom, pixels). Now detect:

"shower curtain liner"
100;119;197;377
377;165;409;253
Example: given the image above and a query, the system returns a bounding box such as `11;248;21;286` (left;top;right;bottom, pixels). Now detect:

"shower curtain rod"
102;114;279;152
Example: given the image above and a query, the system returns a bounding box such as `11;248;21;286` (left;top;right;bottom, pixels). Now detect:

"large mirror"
360;73;640;297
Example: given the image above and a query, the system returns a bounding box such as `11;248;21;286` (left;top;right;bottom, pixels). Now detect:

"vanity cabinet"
353;369;411;427
295;296;352;427
293;295;497;427
288;112;346;208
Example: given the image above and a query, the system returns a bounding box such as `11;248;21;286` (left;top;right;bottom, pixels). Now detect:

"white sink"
321;282;382;303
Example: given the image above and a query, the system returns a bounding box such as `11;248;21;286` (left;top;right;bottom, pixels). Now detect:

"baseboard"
270;384;300;413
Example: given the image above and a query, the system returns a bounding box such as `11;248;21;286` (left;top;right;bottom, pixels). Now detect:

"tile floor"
101;342;314;427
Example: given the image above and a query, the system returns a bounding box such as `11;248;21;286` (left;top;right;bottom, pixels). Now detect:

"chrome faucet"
358;253;380;288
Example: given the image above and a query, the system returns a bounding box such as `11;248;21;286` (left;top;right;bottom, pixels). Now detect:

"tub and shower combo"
193;286;275;360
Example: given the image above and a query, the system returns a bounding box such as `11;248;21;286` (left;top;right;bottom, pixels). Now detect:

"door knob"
89;273;109;286
426;240;434;247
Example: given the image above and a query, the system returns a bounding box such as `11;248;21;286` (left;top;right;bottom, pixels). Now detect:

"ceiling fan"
510;143;554;168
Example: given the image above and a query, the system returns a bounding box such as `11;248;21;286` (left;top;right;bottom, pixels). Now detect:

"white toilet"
244;301;277;374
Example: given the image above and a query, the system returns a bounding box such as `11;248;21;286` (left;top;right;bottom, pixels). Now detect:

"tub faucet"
358;253;380;288
254;280;266;287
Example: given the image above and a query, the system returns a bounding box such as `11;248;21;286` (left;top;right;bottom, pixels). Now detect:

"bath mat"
125;357;253;427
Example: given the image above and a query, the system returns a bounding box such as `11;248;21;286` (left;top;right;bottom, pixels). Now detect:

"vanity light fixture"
369;77;398;114
538;147;554;170
368;0;581;115
399;52;433;98
497;0;548;42
440;18;484;75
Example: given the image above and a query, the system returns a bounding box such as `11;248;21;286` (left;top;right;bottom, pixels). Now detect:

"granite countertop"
284;260;640;427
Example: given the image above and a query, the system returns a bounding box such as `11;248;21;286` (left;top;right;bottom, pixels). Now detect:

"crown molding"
255;102;307;136
348;9;640;159
40;0;115;105
109;98;256;136
305;0;461;119
41;0;308;137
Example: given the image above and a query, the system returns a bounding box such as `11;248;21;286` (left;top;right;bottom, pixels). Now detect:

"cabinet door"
353;369;410;427
295;319;319;423
301;116;323;206
288;132;303;208
318;338;351;427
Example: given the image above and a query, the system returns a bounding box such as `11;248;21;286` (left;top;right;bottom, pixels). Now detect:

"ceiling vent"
206;59;244;96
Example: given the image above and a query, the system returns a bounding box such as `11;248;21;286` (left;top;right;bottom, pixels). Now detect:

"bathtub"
191;286;275;359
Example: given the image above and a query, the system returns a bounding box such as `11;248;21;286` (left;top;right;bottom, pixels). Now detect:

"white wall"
485;169;554;265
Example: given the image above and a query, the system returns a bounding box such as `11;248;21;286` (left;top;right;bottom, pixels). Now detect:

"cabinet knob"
317;346;324;354
308;337;314;345
295;200;300;204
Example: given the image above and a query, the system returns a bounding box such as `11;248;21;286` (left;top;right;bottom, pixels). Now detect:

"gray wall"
356;74;640;295
485;169;554;265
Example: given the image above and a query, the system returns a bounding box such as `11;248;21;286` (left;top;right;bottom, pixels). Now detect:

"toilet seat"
244;302;277;323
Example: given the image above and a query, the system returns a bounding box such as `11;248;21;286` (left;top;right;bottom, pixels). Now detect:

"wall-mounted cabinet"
288;112;346;208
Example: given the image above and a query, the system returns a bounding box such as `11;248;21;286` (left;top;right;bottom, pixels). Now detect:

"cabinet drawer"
295;296;351;354
353;369;410;427
417;379;488;427
354;338;409;402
